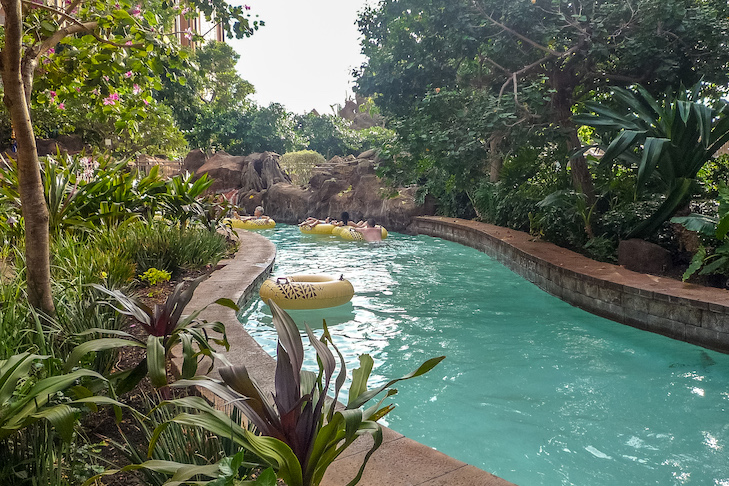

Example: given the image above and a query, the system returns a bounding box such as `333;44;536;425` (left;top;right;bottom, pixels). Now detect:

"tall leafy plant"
66;273;235;393
671;184;729;281
573;83;729;238
145;301;445;486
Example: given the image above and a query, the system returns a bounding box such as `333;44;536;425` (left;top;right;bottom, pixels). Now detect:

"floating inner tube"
336;226;388;240
227;218;276;230
300;223;335;235
259;274;354;310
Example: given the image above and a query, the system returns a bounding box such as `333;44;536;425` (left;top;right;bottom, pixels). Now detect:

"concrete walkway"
182;229;516;486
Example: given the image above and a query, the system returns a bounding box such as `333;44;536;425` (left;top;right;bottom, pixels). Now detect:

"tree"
0;0;260;314
156;39;255;138
356;0;729;206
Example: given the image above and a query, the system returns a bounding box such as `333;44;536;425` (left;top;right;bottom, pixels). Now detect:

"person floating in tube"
355;219;383;242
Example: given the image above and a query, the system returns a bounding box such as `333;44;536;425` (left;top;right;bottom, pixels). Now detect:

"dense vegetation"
354;0;729;277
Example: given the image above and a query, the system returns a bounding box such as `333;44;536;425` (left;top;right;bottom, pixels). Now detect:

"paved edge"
179;229;518;486
411;216;729;353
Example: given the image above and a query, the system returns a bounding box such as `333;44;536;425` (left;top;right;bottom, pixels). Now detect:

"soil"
86;268;210;486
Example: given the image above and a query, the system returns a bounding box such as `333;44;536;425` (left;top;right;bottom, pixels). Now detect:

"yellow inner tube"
227;218;276;230
336;226;388;240
259;274;354;310
299;223;335;235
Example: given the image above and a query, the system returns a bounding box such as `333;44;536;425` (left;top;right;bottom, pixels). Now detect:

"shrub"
98;220;227;276
279;150;326;186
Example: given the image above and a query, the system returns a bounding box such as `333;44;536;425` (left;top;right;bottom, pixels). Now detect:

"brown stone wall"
410;216;729;353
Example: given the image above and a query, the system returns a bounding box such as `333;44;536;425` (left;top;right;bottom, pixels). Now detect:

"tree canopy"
355;0;729;203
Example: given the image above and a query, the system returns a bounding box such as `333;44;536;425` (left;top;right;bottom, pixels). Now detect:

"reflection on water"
239;225;729;486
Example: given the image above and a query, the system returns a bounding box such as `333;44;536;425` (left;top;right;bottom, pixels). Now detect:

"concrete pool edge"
181;229;517;486
410;216;729;354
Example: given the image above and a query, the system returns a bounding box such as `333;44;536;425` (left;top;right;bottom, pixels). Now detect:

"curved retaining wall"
411;216;729;354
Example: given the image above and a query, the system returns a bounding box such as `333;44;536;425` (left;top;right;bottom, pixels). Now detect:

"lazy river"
238;225;729;486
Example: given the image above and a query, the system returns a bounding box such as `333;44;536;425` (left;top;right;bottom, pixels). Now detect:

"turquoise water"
239;225;729;486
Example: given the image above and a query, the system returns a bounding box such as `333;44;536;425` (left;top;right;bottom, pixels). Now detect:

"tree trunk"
488;131;505;182
0;0;55;316
550;71;596;203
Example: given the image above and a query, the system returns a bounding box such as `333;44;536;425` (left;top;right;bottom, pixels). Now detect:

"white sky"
228;0;372;115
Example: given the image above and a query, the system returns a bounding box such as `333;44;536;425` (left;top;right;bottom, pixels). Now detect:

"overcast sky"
228;0;373;115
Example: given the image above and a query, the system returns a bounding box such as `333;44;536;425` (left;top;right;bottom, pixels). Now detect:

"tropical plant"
671;185;729;281
66;273;235;393
0;352;125;442
159;172;214;229
107;390;265;486
1;0;260;317
145;301;445;486
139;268;172;288
573;82;729;238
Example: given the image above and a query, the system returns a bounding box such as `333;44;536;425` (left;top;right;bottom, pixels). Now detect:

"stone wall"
410;216;729;353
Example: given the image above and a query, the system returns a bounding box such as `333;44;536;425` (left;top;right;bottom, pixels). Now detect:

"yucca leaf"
268;300;304;377
65;338;145;372
348;354;374;405
347;355;445;409
0;353;42;405
636;137;668;190
31;404;76;442
147;335;167;388
627;178;693;238
670;214;717;236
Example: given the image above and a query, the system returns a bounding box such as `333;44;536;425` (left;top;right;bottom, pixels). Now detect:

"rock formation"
205;149;433;231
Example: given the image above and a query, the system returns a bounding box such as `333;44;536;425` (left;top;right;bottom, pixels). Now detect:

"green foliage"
148;301;445;486
671;184;729;280
111;391;261;486
68;274;236;392
574;82;729;238
98;220;228;276
280;150;326;186
139;268;172;287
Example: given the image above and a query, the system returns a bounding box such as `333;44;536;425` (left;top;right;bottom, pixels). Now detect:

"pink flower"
131;4;141;16
125;40;133;46
42;58;51;65
133;84;142;94
58;103;65;110
49;90;56;99
103;93;119;105
143;99;149;105
244;4;251;9
184;28;193;40
48;47;55;54
125;71;133;78
76;87;81;92
103;75;109;82
181;6;190;14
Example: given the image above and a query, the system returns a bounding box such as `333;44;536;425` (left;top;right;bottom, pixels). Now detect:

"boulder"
196;151;247;192
183;149;207;173
240;152;291;192
618;239;673;275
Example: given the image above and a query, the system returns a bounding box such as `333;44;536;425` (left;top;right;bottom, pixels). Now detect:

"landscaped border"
410;216;729;354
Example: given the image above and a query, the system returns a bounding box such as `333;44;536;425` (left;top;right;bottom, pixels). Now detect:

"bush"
98;220;228;277
279;150;326;186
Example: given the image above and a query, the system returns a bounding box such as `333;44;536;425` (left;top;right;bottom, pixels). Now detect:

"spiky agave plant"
145;300;445;486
